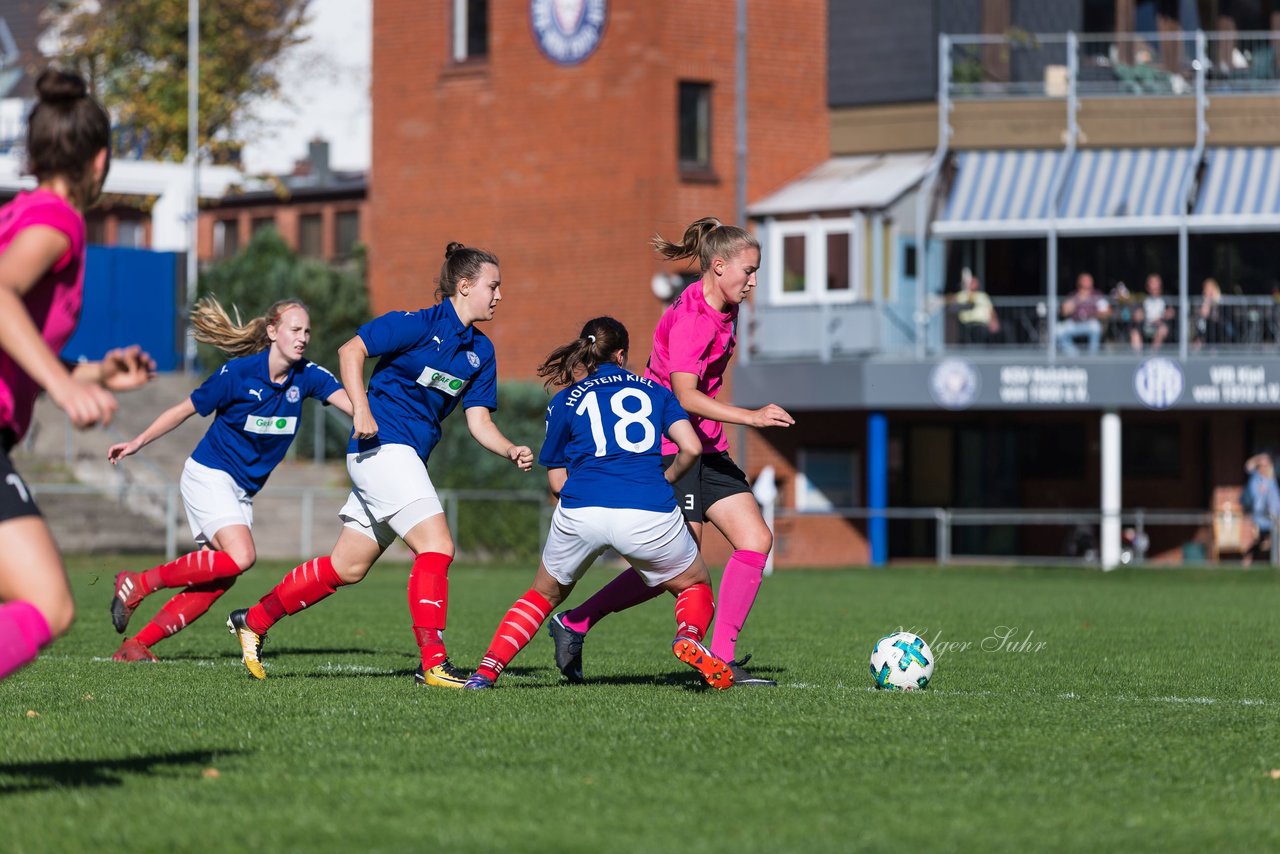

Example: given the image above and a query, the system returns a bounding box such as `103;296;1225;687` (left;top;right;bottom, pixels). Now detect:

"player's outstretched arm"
669;371;794;430
664;419;700;484
107;397;198;463
70;345;157;392
326;388;356;418
338;335;378;439
463;406;533;471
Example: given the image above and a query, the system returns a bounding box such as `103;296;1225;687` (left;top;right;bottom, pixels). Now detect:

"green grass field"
2;558;1279;852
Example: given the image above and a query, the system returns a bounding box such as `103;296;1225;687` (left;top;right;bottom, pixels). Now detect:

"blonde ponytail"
651;216;758;273
191;297;307;358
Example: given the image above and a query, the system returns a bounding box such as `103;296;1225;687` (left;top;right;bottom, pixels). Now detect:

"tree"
42;0;310;164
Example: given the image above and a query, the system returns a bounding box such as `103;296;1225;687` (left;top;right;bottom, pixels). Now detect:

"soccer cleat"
463;673;495;690
547;611;585;684
227;609;266;680
111;638;158;662
727;653;777;687
672;637;733;690
413;658;468;689
111;571;147;634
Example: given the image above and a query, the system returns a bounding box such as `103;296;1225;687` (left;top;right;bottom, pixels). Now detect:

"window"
678;81;712;174
215;219;240;258
334;210;360;258
766;218;861;303
299;213;323;259
1123;423;1182;478
116;220;146;249
796;449;861;512
251;216;276;237
453;0;488;62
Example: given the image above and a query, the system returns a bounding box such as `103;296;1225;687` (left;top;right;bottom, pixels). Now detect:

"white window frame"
795;447;861;513
763;215;864;306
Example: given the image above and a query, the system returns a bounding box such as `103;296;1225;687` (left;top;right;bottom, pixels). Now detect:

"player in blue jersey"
227;242;534;686
463;316;732;690
106;298;352;661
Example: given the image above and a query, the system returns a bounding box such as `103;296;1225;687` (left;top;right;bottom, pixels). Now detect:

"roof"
748;152;933;217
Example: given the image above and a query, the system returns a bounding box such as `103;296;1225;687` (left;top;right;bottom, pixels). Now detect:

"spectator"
1194;278;1230;351
1242;453;1280;567
1130;273;1174;352
1056;272;1110;356
953;273;1000;345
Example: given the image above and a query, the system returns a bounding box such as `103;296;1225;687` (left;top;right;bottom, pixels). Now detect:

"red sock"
133;577;237;647
140;550;242;594
476;589;553;682
408;552;452;669
674;583;714;643
245;557;344;635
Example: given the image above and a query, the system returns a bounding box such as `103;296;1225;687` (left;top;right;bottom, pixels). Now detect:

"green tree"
43;0;310;163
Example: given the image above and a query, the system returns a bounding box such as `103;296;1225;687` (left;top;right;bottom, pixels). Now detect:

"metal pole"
1101;410;1122;570
184;0;200;372
301;488;314;557
313;401;324;464
1048;32;1080;363
915;33;953;360
165;484;178;560
735;0;747;225
1178;30;1208;362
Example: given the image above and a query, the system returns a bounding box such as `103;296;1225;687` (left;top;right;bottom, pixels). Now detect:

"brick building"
368;0;827;378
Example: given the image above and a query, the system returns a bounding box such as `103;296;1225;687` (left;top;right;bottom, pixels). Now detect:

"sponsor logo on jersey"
243;415;298;435
466;351;481;369
531;0;607;66
248;388;264;401
416;366;469;397
286;385;301;403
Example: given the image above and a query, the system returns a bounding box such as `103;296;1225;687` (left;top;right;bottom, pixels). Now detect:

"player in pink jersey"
549;216;794;686
0;69;155;682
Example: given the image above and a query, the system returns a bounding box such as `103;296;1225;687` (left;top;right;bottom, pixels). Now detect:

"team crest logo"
531;0;607;66
1134;357;1183;410
466;351;481;369
286;385;301;403
929;358;980;410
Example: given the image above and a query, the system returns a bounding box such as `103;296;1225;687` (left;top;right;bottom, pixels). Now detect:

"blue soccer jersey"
189;351;343;494
539;363;690;512
349;302;498;460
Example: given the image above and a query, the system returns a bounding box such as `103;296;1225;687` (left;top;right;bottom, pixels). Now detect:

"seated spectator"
1056;272;1110;356
1242;453;1280;567
953;273;1000;345
1130;273;1174;352
1194;277;1231;351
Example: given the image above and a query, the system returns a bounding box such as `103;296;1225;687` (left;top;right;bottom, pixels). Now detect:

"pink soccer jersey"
0;189;86;442
644;280;737;455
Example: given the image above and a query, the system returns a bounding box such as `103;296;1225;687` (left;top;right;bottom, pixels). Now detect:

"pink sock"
709;550;768;662
0;601;53;680
562;567;664;634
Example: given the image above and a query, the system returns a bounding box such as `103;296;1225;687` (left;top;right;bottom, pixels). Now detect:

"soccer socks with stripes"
408;552;452;670
246;556;345;635
133;577;236;648
475;589;553;683
709;549;768;662
674;583;714;643
0;601;52;680
561;566;665;634
139;550;242;596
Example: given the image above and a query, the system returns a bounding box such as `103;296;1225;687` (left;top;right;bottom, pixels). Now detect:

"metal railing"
947;30;1280;100
28;481;551;562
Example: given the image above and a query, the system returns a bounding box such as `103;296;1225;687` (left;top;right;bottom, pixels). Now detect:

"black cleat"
227;609;266;679
547;611;585;683
727;653;777;687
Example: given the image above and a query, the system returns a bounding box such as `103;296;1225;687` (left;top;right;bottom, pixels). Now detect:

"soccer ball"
869;632;934;691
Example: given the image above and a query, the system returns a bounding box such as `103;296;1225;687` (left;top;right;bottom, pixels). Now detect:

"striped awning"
934;148;1197;237
933;150;1067;237
1190;147;1280;231
1057;148;1195;234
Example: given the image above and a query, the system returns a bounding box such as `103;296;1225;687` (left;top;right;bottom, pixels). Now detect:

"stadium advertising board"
735;356;1280;411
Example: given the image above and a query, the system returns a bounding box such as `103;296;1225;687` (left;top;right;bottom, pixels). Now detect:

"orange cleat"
672;637;733;690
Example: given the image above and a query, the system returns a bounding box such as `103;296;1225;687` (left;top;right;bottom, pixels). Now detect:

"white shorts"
180;457;253;546
542;505;699;588
339;443;444;549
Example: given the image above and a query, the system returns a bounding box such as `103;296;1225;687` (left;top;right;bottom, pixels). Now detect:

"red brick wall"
370;0;827;381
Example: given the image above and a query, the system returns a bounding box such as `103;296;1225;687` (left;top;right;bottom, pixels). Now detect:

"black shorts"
663;451;752;523
0;449;41;523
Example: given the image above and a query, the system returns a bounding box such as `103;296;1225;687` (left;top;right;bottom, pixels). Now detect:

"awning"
933;147;1196;237
1190;147;1280;232
932;150;1067;237
1057;148;1195;234
748;152;932;217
